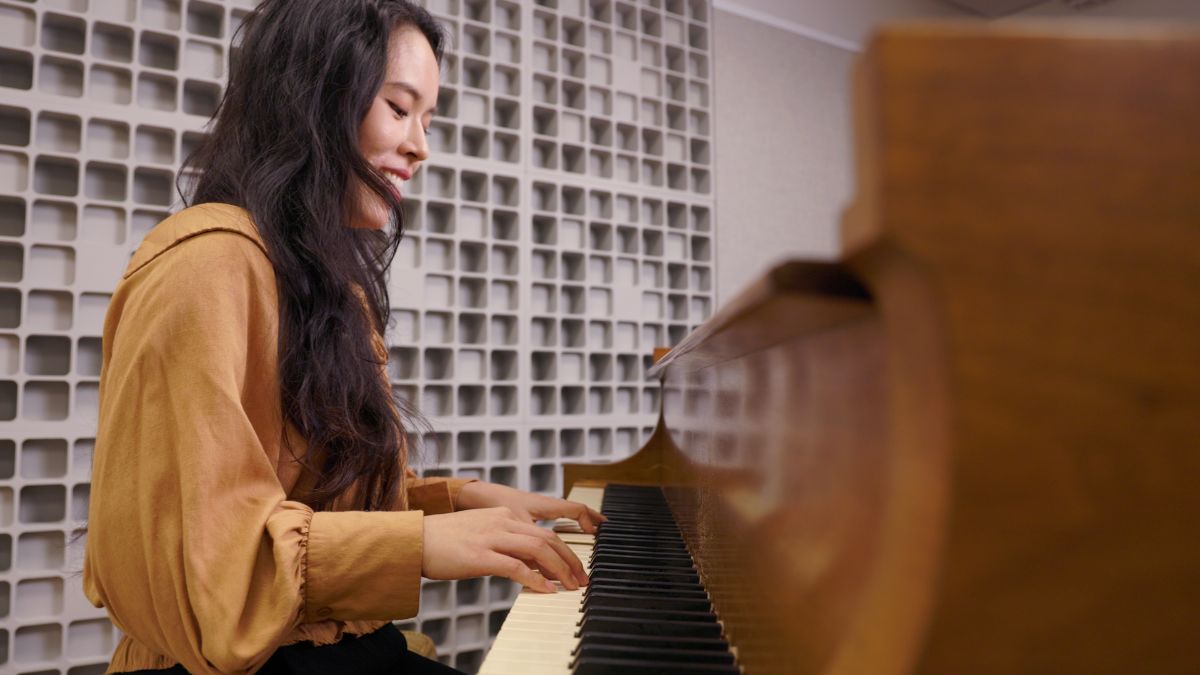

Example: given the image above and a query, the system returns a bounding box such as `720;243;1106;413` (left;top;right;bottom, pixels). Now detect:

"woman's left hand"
456;481;606;533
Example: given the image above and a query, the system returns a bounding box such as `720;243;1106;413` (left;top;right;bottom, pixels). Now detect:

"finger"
504;521;587;587
574;505;607;533
494;533;579;590
531;497;579;520
510;521;588;587
550;500;606;534
494;505;536;524
480;550;555;593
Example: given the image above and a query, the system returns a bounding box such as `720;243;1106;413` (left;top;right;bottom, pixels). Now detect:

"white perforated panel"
0;0;714;671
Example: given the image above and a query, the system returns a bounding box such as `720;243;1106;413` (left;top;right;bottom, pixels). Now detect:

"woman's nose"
402;125;429;163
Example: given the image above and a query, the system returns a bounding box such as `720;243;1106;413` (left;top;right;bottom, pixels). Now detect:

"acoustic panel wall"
0;0;714;672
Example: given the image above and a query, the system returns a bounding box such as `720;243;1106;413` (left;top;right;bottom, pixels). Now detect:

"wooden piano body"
562;22;1200;675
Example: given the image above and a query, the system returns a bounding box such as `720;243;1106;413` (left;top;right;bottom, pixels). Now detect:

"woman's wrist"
454;480;489;510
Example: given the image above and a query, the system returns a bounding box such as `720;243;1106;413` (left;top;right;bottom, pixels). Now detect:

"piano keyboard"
479;483;740;674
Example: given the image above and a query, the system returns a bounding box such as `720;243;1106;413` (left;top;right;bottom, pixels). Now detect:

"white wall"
712;10;855;302
711;0;969;302
711;0;1200;305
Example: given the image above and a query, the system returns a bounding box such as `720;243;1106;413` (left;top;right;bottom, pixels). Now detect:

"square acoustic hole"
0;4;36;48
187;0;225;38
143;0;184;31
184;39;223;78
135;125;174;164
0;242;20;282
0;48;34;90
34;156;79;197
92;23;134;62
183;79;221;117
42;13;87;55
85;162;128;202
28;245;74;285
0;105;30;146
23;379;70;420
39;55;84;97
89;64;133;105
15;622;64;661
133;168;174;206
530;429;555;458
137;72;178;111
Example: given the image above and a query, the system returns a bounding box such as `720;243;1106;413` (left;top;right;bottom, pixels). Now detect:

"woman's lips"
382;168;410;200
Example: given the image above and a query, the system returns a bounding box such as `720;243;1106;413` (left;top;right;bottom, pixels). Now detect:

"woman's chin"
350;207;389;230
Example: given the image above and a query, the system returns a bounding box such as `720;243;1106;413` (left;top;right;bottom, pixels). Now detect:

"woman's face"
352;26;440;229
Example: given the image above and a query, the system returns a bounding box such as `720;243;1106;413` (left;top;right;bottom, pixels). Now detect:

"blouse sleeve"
406;475;478;514
83;231;423;675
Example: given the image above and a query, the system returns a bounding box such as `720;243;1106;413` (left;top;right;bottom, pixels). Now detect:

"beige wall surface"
709;0;1199;307
712;10;856;303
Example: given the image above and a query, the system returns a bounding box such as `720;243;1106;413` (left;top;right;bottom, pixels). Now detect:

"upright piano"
481;21;1200;675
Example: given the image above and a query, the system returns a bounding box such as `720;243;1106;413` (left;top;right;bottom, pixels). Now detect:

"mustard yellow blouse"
83;203;471;674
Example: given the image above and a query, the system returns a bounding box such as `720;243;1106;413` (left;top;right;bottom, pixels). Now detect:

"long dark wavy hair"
181;0;445;511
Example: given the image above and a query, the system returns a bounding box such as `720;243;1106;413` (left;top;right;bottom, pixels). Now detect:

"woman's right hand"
421;507;588;592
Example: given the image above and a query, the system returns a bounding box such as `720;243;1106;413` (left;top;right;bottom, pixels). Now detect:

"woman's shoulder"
124;203;270;282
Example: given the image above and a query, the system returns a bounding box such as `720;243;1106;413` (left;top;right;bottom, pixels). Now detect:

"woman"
83;1;601;672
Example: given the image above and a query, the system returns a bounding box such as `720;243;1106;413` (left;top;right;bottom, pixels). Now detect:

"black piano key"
569;483;738;675
599;503;673;511
574;632;732;654
596;516;676;525
572;656;740;674
587;566;699;584
589;561;700;578
586;573;702;586
579;606;718;625
597;513;678;524
577;615;724;639
595;527;684;538
595;537;687;550
591;552;695;568
590;550;696;564
585;581;709;597
601;504;673;512
582;591;712;613
571;644;736;667
580;581;700;595
599;519;677;528
591;538;690;551
593;534;689;547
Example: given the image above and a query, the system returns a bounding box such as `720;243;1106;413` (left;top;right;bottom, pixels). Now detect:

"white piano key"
481;484;616;675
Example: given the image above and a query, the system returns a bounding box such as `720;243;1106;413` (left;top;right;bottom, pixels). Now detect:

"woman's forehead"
385;26;440;98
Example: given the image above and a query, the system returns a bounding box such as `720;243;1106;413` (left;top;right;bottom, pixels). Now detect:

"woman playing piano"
81;1;602;672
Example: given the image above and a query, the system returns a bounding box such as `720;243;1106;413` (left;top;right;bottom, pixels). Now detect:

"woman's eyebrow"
384;81;423;100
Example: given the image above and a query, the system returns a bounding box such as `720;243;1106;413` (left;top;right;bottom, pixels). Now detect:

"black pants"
127;624;464;674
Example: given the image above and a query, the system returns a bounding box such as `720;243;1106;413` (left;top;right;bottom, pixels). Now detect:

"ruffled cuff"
405;477;479;514
303;510;424;623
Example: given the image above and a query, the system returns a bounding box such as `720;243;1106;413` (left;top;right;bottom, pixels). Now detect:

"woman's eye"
387;101;408;119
